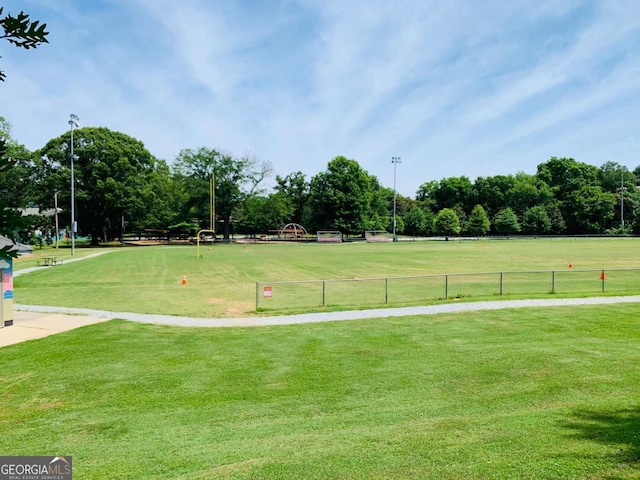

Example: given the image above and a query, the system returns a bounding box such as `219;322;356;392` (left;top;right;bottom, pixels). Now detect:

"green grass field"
1;304;639;479
4;238;640;478
13;238;640;317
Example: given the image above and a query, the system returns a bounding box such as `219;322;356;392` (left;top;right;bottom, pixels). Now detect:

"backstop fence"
255;268;640;311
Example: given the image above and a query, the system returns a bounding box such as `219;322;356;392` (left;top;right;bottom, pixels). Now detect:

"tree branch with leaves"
0;6;49;81
0;7;49;258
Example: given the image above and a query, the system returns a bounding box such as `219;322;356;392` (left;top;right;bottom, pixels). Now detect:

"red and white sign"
263;286;272;298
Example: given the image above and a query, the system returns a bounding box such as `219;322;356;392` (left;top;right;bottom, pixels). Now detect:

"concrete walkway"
2;295;639;348
12;250;116;277
2;250;117;347
3;250;640;347
1;311;110;347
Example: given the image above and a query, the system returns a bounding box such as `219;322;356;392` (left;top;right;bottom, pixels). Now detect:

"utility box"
0;257;13;327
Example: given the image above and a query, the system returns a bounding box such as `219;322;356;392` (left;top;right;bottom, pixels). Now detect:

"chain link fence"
256;268;640;311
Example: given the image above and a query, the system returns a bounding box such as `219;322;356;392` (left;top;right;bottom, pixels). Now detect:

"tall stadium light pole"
621;169;624;229
210;173;215;232
391;157;401;242
69;114;79;255
54;192;59;250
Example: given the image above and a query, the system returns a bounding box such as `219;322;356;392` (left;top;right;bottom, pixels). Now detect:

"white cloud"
2;0;640;196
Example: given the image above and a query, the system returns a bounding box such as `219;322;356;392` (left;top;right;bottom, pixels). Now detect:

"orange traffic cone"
181;274;188;285
568;260;573;269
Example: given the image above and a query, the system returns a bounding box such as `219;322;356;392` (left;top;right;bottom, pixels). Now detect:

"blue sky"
1;0;639;197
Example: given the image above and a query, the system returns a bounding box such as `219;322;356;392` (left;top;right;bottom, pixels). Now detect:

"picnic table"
37;256;63;267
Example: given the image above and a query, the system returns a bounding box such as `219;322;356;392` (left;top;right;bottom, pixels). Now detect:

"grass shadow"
563;406;640;478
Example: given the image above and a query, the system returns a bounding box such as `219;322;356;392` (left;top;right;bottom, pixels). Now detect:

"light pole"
621;167;626;229
54;192;59;250
69;114;79;255
391;156;401;242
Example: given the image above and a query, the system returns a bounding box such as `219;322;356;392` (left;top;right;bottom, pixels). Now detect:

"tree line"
1;119;639;248
1;8;639;252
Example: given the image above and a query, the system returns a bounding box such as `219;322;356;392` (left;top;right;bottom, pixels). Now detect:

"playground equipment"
279;223;308;239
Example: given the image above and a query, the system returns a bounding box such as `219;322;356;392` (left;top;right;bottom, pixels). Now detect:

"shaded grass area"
13;238;640;317
1;304;639;479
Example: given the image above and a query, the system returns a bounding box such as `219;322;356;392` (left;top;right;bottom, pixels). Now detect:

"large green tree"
506;173;552;218
622;188;640;233
493;208;521;235
403;205;432;237
0;117;36;257
369;178;392;233
38;127;169;245
565;186;616;233
386;190;412;234
415;180;438;211
536;157;603;233
274;171;309;226
235;193;293;235
172;147;272;240
0;117;34;209
472;175;514;218
537;157;600;195
464;204;490;236
0;139;21;258
307;156;381;235
545;202;566;234
433;208;461;237
599;162;638;231
433;176;475;213
599;161;628;193
522;205;551;234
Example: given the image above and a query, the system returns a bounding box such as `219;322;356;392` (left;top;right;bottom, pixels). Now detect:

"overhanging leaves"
0;7;49;81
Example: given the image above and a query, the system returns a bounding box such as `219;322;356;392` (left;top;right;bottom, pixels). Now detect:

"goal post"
365;230;392;242
316;231;343;243
196;229;216;257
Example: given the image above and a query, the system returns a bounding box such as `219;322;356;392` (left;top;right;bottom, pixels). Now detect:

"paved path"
1;295;637;348
3;249;640;346
13;250;116;277
2;251;117;347
0;311;110;347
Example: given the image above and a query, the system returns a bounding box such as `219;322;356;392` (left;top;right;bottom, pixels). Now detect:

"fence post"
445;274;448;299
385;277;388;304
255;282;259;310
322;280;326;306
551;271;555;293
500;272;503;295
601;270;605;293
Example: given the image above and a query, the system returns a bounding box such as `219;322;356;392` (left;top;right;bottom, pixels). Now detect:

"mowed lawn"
1;304;639;479
13;237;640;317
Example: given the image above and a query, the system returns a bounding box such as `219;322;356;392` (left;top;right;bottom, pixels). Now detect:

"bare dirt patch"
225;301;254;317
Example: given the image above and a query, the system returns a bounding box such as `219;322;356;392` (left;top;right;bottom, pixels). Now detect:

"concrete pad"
0;311;111;347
